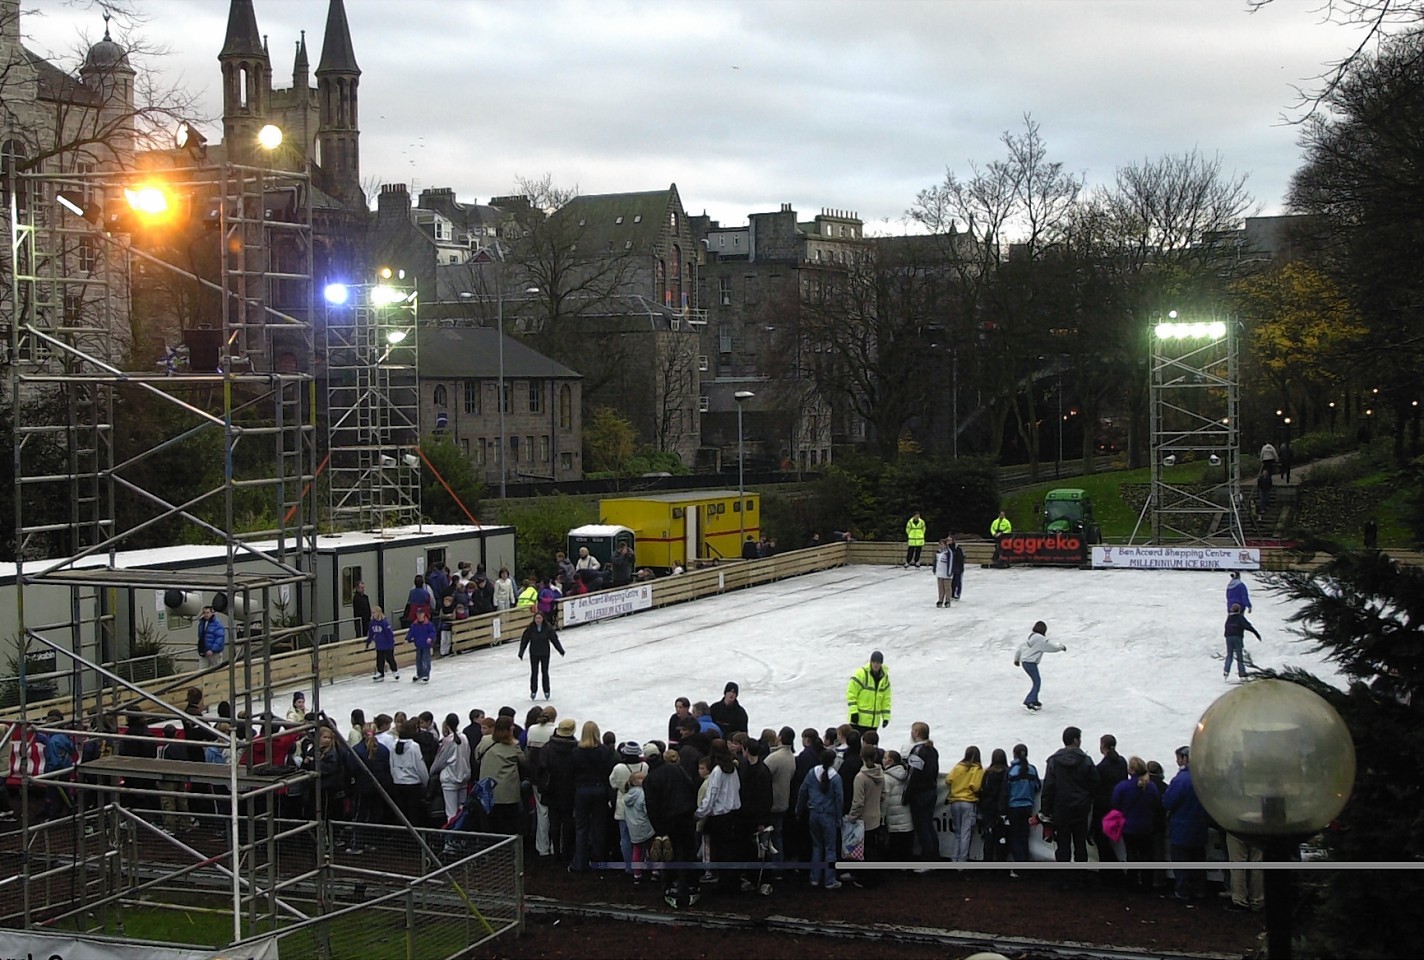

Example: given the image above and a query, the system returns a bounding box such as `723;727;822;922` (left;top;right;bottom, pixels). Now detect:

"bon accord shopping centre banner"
1091;545;1261;571
0;931;279;960
998;532;1088;566
561;583;653;626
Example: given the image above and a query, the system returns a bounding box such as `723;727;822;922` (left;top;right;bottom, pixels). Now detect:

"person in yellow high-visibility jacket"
904;512;927;568
515;579;539;608
847;651;892;733
990;510;1013;565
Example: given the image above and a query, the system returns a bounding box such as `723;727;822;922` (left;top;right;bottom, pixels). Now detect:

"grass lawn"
1001;462;1213;541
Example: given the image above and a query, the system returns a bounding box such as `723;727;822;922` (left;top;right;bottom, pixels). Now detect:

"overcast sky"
27;0;1371;232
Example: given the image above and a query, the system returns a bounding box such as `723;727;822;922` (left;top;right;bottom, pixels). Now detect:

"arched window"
559;384;572;430
433;385;447;408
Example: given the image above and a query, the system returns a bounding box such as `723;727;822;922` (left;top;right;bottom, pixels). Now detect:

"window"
540;435;550;462
528;381;542;413
426;548;446;574
615;216;624;224
341;566;363;605
669;210;678;231
699;396;709;412
463;381;479;414
718;276;732;306
718;323;732;354
559;384;572;429
633;215;642;223
560;451;573;471
697;355;709;372
459;438;470;455
475;439;486;465
524;436;534;463
433;385;447;407
501;382;511;413
78;237;97;273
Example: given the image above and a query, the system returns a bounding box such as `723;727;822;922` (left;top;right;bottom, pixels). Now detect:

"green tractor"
1041;488;1101;544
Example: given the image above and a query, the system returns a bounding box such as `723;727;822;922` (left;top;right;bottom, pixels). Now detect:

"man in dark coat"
1092;733;1129;869
645;745;701;909
708;682;749;738
352;580;372;640
609;544;634;587
538;719;579;860
736;739;774;893
1042;725;1099;863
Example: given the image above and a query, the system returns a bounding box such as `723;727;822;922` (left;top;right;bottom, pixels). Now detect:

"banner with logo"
561;583;654;626
1091;545;1261;571
998;532;1087;566
0;930;280;960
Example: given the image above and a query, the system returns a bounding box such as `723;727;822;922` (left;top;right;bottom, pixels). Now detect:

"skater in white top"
1014;620;1066;712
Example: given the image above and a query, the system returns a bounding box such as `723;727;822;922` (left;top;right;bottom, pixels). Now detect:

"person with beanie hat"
611;741;651;880
847;652;891;734
709;681;749;737
286;692;306;723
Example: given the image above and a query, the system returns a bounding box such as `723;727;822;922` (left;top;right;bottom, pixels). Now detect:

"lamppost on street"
1191;679;1355;960
460;285;539;498
734;390;755;545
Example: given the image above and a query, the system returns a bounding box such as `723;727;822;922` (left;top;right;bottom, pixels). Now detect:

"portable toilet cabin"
567;524;635;568
599;490;760;571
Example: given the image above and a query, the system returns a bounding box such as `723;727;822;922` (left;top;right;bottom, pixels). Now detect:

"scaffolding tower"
6;159;324;944
324;277;422;532
1131;313;1245;546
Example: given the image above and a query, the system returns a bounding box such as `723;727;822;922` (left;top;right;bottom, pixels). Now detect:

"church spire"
219;0;263;58
315;0;359;75
316;0;361;207
219;0;270;162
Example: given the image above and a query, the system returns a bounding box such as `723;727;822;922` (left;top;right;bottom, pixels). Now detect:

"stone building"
690;204;866;470
417;326;583;484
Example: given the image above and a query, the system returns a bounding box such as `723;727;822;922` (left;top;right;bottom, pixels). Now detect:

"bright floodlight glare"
370;284;404;306
1154;320;1226;340
323;283;350;306
379;266;393;280
257;124;283;151
124;184;170;216
385;329;407;345
1168;310;1179;319
56;192;86;218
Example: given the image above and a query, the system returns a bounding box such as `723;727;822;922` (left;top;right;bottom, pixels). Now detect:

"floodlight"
257;124;283;151
175;121;209;159
124;184;170;218
379;455;397;467
378;266;393;280
56;190;101;224
402;454;420;468
370;284;405;306
385;329;407;345
1163;454;1177;467
323;282;350;306
734;390;756;401
1167;310;1179;319
1209;454;1222;467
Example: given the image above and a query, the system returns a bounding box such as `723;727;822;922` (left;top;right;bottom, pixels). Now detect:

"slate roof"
550;188;673;254
416;327;581;380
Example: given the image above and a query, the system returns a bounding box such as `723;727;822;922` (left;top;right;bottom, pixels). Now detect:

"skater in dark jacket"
517;611;566;701
1041;725;1098;863
1223;604;1261;680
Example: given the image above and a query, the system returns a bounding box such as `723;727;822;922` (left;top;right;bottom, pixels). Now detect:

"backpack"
471;776;497;815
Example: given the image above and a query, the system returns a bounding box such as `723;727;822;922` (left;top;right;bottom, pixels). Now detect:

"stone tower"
315;0;361;206
219;0;270;164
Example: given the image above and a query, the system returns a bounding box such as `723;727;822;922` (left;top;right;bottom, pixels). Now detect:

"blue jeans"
414;646;431;679
1022;661;1042;705
1171;842;1206;898
808;811;838;885
910;788;940;861
1223;636;1245;676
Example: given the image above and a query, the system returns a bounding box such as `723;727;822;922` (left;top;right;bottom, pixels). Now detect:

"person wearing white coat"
389;720;431;827
493;567;517;612
430;713;472;821
1014;620;1066;712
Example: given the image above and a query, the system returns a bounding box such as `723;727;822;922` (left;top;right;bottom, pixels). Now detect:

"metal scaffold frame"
324;278;422;532
1131;313;1245;546
6;159;325;944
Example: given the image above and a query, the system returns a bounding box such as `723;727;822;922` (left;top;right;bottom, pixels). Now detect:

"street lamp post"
734;390;755;546
1191;679;1355;960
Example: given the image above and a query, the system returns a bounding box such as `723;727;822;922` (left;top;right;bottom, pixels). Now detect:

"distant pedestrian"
1363;516;1379;549
1259;441;1277;476
352;580;372;640
1279;440;1293;482
990;511;1012;565
949;535;966;600
1255;467;1273;518
367;606;398;681
196;605;226;669
904;512;926;568
1013;621;1065;711
1223;604;1261;680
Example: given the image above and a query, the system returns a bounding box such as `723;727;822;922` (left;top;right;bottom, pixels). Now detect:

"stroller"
441;777;495;859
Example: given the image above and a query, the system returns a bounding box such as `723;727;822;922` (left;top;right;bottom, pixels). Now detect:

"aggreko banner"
998;532;1087;566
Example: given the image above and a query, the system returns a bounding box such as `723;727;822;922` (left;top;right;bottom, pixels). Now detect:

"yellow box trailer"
599;490;761;571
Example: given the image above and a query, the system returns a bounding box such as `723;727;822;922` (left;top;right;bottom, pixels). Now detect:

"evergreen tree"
1266;548;1424;958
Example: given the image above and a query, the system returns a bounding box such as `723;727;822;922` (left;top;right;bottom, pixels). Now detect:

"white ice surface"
282;564;1342;770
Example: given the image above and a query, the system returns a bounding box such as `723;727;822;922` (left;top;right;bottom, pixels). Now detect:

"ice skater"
1226;571;1252;613
406;608;436;683
1013;620;1066;711
518;610;566;700
1223;603;1261;680
949;535;966;600
933;538;954;607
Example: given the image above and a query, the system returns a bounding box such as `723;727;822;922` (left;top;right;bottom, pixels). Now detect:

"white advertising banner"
561;583;653;626
1091;545;1261;571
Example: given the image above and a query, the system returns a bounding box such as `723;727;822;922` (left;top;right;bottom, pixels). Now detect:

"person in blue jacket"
406;608;436;684
197;605;226;669
1223;604;1262;680
1004;742;1041;865
1226;572;1252;614
367;605;398;681
1162;745;1209;902
795;748;844;889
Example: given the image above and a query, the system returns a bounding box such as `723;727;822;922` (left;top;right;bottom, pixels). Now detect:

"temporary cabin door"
685;505;701;563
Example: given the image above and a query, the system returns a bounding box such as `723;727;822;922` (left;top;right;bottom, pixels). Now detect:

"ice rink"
284;563;1342;770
